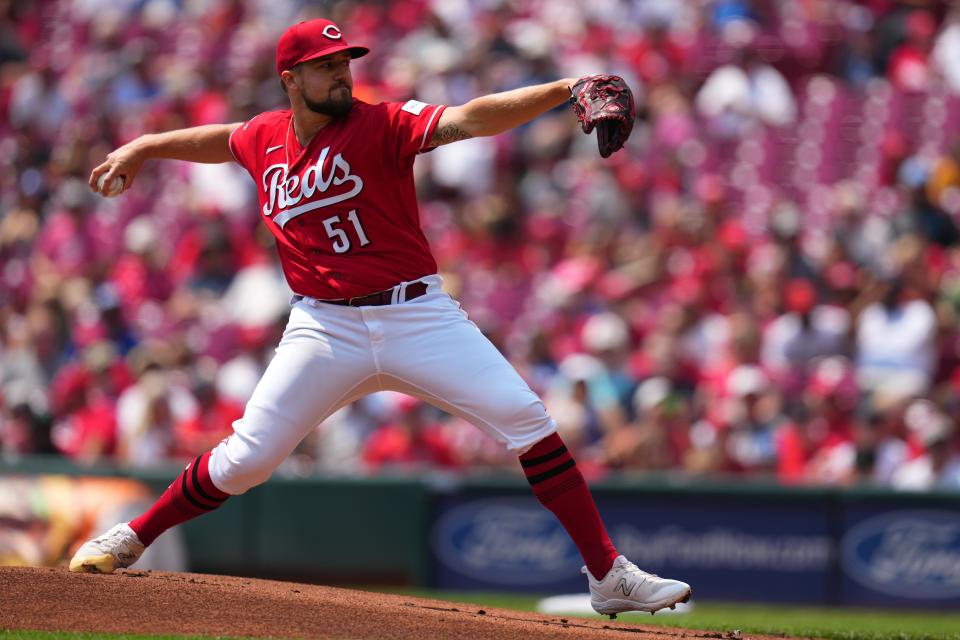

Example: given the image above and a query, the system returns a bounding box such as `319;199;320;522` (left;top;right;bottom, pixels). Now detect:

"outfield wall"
1;456;957;609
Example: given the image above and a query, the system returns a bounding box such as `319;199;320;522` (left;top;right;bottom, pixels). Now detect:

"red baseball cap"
784;278;816;314
276;19;369;76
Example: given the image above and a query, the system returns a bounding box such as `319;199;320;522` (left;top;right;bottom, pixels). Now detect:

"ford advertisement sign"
841;509;960;604
431;497;582;587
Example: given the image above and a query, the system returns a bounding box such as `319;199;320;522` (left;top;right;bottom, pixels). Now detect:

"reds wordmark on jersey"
229;99;447;299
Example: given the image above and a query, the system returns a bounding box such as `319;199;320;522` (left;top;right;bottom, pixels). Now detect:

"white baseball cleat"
583;555;691;617
68;523;145;574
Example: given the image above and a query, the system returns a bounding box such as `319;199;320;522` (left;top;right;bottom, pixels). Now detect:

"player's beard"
303;85;353;118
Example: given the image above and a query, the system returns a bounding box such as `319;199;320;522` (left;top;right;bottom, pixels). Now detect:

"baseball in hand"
96;174;125;197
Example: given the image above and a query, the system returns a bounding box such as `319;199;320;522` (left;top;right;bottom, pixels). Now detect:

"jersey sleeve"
228;114;266;176
384;100;447;167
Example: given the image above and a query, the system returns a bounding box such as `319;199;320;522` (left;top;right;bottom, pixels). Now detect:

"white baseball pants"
208;275;556;494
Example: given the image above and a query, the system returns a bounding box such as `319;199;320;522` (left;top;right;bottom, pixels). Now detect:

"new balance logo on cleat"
614;578;636;597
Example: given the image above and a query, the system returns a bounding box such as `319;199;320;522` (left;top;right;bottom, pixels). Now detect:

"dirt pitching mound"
1;566;776;640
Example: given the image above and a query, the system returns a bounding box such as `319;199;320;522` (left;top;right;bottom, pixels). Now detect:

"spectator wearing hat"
697;313;763;426
761;279;850;397
579;312;637;422
887;10;936;92
779;358;861;485
720;364;787;475
604;377;690;472
109;217;175;315
48;342;131;463
892;402;960;490
839;416;894;487
173;365;243;459
115;345;197;467
361;394;460;472
544;354;606;455
776;356;859;483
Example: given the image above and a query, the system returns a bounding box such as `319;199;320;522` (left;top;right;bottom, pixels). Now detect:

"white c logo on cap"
322;25;342;40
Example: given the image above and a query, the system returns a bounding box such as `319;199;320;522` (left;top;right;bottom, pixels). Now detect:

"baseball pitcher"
70;18;690;616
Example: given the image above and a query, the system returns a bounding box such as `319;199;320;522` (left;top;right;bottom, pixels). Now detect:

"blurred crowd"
3;0;960;491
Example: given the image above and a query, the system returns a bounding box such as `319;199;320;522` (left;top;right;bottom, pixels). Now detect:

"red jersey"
228;99;447;299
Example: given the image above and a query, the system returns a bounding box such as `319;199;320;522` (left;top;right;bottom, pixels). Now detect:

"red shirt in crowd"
362;422;460;470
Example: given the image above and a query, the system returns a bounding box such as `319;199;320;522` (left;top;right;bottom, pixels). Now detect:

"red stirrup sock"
519;432;618;580
129;450;230;546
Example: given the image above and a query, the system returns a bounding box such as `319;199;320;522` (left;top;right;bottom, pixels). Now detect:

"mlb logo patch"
402;100;429;116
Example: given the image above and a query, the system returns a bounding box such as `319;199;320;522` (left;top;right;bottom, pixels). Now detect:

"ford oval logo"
432;498;582;585
842;510;960;598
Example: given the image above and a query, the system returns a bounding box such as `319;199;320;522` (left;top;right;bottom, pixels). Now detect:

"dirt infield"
1;566;785;640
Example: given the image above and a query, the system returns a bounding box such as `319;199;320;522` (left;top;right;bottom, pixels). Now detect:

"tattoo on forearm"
430;123;473;147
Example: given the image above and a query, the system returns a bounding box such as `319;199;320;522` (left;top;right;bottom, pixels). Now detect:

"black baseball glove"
568;74;636;158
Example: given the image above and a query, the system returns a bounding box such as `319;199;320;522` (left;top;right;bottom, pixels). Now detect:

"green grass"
389;589;960;640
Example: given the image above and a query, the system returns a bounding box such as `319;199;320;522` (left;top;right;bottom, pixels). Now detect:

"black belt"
295;281;428;307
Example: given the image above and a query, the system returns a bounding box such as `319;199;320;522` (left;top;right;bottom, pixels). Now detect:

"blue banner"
429;492;833;602
428;490;960;607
